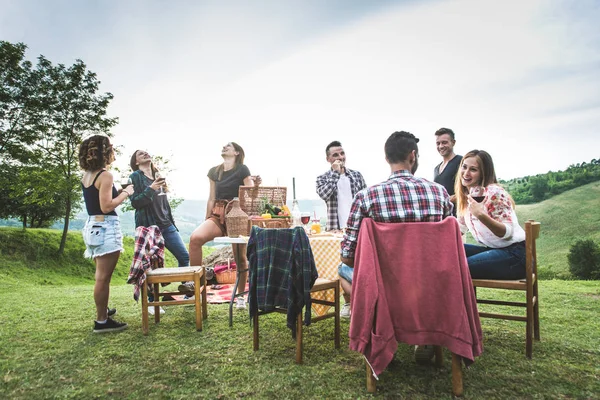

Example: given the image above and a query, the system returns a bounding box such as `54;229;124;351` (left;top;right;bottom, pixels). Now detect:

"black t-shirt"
208;164;251;200
142;175;172;229
434;154;462;196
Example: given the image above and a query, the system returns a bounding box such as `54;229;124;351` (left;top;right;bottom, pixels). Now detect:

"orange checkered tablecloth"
309;235;343;316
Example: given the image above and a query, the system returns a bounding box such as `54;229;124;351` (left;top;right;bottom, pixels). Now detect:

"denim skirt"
82;215;124;259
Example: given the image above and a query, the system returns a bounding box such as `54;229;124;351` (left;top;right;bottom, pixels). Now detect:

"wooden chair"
352;218;483;397
141;266;208;335
471;220;541;358
247;226;340;364
252;277;341;364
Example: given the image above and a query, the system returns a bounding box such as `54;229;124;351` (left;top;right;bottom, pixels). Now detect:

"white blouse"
458;185;525;248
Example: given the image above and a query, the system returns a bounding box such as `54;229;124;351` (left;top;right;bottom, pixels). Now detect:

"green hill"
0;229;177;286
515;180;600;279
0;182;598;284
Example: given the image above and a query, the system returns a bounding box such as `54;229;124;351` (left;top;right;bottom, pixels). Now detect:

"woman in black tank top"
78;135;133;333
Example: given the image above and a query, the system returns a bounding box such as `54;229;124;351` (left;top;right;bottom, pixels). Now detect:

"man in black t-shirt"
433;128;461;213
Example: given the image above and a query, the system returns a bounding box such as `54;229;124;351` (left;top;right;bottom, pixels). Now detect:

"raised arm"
129;171;161;210
98;171;132;214
316;170;340;201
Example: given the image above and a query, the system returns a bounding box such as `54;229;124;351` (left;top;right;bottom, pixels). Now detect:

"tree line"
501;159;600;204
0;41;116;254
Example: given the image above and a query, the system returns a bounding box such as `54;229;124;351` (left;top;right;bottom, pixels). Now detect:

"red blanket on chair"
349;218;483;377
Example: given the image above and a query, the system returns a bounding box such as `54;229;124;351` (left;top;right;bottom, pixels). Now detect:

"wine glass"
156;173;167;196
469;185;486;203
300;212;311;232
121;177;132;190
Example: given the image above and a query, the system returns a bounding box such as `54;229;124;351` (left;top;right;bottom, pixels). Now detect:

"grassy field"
0;183;599;398
0;281;598;399
515;181;600;279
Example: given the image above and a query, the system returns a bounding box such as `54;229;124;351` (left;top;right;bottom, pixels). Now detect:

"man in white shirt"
316;141;366;317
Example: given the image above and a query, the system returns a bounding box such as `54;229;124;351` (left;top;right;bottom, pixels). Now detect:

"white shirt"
337;173;352;229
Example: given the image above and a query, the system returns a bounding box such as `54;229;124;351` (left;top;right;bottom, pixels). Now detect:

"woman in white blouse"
455;150;526;280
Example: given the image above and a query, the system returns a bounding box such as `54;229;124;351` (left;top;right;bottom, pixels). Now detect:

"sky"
2;0;599;202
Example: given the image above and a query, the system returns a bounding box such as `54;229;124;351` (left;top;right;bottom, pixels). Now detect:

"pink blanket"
349;218;483;377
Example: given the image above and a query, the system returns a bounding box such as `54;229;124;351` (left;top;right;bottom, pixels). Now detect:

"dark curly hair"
78;135;115;171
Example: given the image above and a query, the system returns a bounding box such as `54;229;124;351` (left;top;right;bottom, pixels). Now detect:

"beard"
411;158;419;174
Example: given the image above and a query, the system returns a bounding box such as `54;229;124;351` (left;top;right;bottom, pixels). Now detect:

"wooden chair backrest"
525;220;541;283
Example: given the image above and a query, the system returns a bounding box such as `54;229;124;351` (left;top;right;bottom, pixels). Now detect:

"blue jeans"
149;224;189;302
465;242;526;280
161;224;190;267
338;262;354;283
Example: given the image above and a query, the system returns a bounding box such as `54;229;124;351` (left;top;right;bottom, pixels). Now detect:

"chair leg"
366;361;376;393
194;271;202;332
201;267;208;320
141;282;149;335
451;353;463;397
434;345;443;368
295;313;303;364
526;289;534;359
533;282;540;341
153;283;160;324
334;283;340;349
253;313;259;351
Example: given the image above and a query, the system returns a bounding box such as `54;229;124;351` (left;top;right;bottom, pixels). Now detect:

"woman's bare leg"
189;219;223;266
94;251;120;321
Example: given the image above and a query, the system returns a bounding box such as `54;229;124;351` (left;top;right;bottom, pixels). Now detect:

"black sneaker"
107;307;117;317
93;318;128;334
162;295;176;302
178;281;195;295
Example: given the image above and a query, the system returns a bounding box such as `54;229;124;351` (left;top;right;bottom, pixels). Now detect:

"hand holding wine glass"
155;173;167;196
469;185;486;203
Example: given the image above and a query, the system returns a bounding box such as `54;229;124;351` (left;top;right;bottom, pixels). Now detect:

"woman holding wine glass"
187;142;261;309
79;135;133;333
129;150;190;314
455;150;526;280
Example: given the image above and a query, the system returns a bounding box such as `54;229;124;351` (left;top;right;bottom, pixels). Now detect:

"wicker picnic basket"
238;186;287;216
214;259;236;284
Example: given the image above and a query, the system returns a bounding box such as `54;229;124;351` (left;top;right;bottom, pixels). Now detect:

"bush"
568;239;600;279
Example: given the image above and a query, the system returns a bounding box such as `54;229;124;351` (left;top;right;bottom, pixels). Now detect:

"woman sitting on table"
129;150;190;314
186;142;260;308
455;149;526;280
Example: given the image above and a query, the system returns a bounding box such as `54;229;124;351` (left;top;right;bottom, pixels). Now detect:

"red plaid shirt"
341;170;453;259
127;225;165;301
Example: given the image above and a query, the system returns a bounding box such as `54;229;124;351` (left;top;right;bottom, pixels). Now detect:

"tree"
30;57;117;254
0;41;39;163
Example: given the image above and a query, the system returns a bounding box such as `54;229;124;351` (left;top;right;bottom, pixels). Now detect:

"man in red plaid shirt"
339;131;453;317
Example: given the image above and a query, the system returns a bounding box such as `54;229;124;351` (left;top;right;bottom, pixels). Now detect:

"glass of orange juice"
311;218;321;234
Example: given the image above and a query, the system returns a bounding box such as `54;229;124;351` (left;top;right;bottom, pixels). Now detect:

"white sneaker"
236;297;247;309
341;303;351;318
148;306;165;316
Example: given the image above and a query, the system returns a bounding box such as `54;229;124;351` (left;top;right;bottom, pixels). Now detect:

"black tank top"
82;170;118;216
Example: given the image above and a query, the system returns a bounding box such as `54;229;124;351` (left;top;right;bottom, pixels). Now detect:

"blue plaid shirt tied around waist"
316;167;367;231
247;226;318;338
341;170;453;260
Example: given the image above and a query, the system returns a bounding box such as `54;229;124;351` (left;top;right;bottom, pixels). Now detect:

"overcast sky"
2;0;599;201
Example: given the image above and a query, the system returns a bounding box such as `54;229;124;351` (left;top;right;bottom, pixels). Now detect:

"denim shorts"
338;262;354;283
82;215;124;259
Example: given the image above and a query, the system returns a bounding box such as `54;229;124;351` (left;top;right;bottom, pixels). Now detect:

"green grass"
515;181;600;279
0;281;599;399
